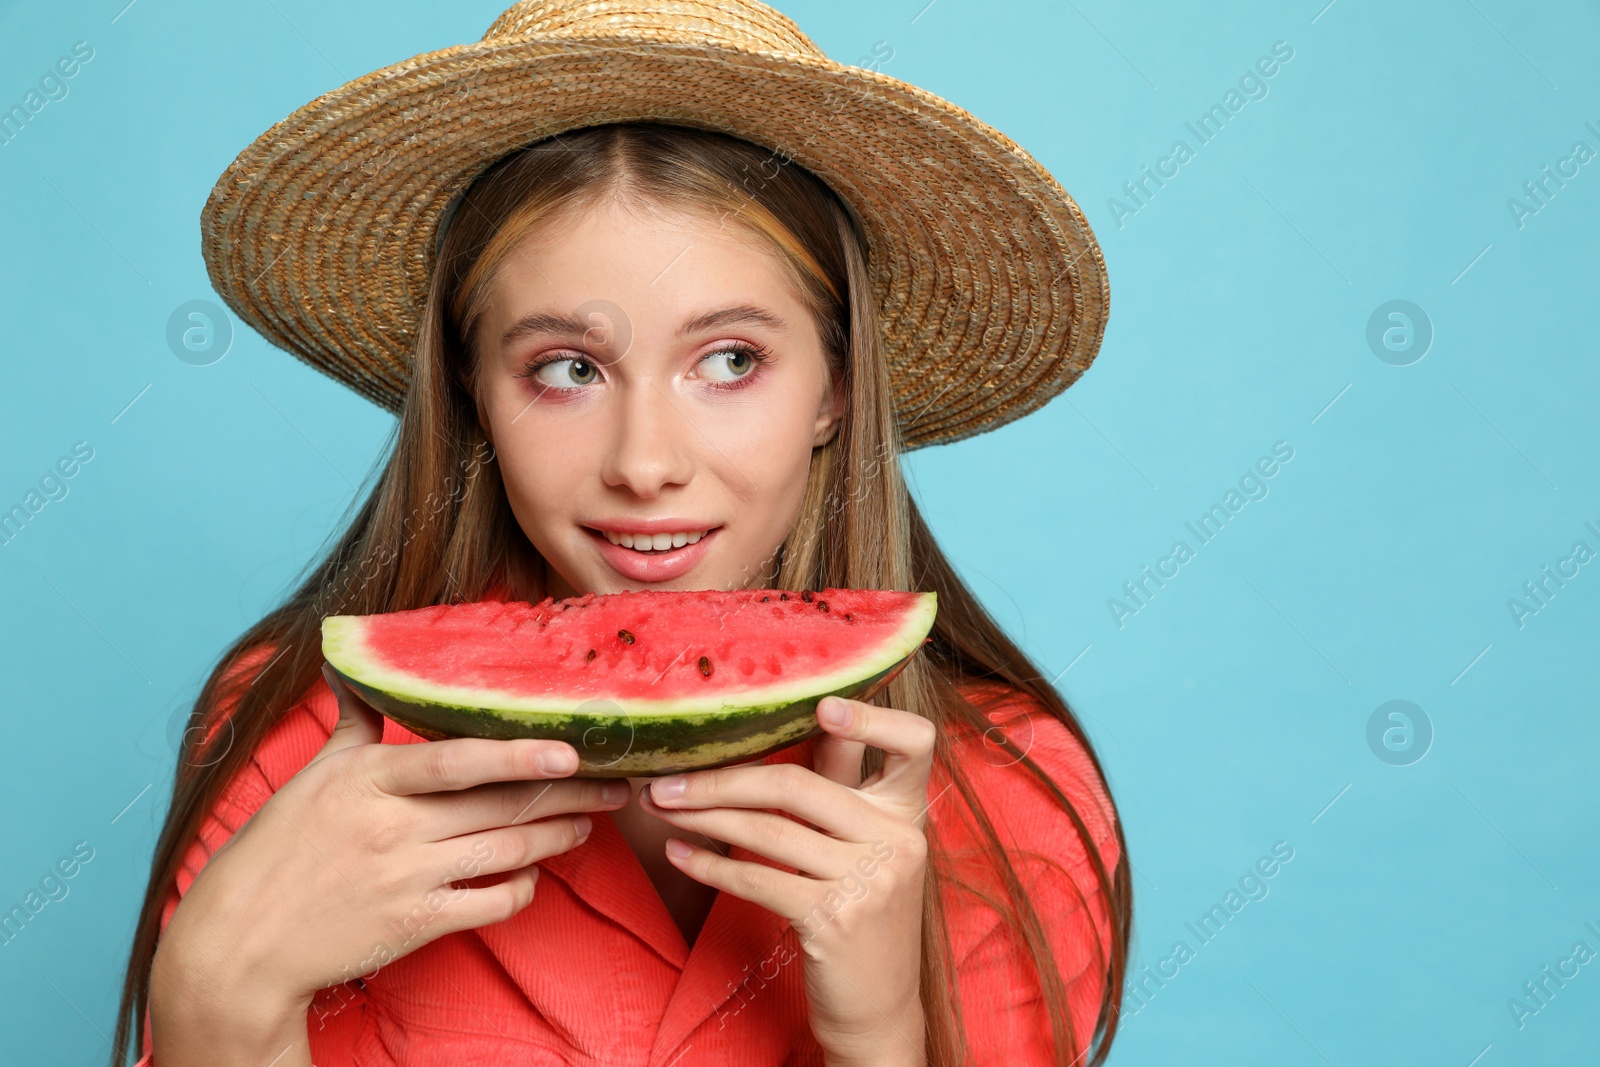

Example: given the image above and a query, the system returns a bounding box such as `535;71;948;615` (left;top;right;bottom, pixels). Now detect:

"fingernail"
539;748;578;774
651;776;685;801
572;814;592;842
819;698;850;727
665;838;693;860
601;780;629;805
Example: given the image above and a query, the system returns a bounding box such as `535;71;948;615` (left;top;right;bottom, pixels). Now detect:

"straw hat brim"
200;36;1109;450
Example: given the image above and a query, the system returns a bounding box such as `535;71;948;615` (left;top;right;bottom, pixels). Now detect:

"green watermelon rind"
327;647;919;777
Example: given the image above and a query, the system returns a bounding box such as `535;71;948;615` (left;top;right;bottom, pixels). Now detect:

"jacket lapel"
646;845;801;1064
536;806;692;969
648;734;821;1062
468;808;690;1054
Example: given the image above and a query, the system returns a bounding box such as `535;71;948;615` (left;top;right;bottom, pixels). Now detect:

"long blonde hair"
114;121;1130;1065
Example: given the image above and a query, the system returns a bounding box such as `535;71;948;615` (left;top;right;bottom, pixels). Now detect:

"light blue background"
2;0;1596;1063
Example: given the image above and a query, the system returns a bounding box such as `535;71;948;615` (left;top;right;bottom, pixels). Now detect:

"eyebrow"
499;303;788;348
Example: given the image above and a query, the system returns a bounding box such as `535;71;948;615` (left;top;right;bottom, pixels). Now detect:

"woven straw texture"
199;0;1110;450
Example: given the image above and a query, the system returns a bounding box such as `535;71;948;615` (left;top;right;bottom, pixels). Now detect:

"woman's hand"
148;663;630;1067
640;695;934;1066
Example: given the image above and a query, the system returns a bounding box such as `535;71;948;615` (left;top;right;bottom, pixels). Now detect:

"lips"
584;524;720;582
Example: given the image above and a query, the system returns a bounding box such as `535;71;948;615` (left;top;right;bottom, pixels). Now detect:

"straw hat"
200;0;1109;450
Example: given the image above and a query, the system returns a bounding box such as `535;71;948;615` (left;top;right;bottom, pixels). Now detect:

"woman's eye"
522;357;599;389
698;347;758;382
517;346;768;391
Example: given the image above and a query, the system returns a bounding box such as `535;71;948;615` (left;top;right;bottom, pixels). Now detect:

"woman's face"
473;196;844;598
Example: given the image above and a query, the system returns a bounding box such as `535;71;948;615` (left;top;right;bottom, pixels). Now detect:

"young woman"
116;5;1126;1065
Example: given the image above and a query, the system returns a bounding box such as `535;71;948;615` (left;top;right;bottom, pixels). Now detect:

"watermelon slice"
321;588;937;776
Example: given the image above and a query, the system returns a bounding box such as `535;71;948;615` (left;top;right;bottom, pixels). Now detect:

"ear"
812;373;846;448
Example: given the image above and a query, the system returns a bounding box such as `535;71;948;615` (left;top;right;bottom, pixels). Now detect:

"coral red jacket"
133;663;1119;1065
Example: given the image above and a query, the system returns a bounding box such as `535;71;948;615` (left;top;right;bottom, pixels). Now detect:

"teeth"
603;529;708;551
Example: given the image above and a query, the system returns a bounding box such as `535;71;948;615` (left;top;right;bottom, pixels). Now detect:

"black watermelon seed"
817;600;829;612
800;590;813;603
760;595;770;602
585;648;596;662
844;613;853;621
618;629;635;644
778;592;789;601
698;655;713;677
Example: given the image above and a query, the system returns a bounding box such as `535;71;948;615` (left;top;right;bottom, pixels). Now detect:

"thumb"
313;661;385;760
810;697;866;788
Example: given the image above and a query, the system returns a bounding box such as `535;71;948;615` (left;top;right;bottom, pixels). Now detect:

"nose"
599;376;696;499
